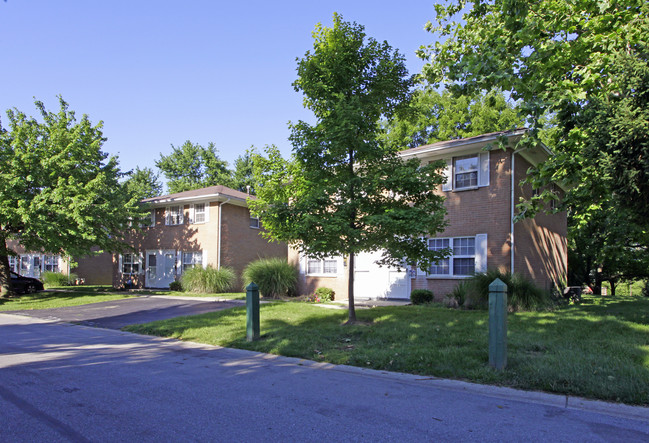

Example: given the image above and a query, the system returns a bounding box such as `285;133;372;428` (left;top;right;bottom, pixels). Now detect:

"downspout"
217;198;231;270
510;151;515;274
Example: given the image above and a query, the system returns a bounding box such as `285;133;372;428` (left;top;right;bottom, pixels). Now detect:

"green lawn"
125;294;649;405
0;285;246;311
0;286;134;310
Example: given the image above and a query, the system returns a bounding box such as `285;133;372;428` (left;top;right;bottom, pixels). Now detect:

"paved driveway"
4;296;242;329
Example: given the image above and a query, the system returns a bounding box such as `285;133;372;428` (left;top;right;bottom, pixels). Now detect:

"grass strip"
124;294;649;405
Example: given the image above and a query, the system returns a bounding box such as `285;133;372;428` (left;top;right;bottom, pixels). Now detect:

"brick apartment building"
114;185;287;289
290;129;567;300
5;242;112;285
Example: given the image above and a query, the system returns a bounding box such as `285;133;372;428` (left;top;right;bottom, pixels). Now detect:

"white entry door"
353;250;410;300
146;250;176;288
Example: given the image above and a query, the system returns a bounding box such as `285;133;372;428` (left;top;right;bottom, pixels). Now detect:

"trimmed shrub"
464;269;549;311
242;258;298;298
168;281;183;291
41;271;74;288
410;289;434;305
180;265;236;293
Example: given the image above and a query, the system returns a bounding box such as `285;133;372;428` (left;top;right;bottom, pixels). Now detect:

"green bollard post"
488;278;507;370
246;282;260;341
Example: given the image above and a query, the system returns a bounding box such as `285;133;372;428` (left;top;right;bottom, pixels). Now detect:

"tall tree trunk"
346;252;357;324
609;279;617;296
0;235;15;298
594;267;603;295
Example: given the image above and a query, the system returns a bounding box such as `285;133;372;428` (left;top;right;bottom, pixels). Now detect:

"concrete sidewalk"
1;313;648;442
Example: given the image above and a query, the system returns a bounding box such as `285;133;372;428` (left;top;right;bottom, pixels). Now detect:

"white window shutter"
337;256;345;276
475;234;488;273
118;255;123;274
442;159;453;191
165;207;170;225
479;152;490;187
205;203;210;222
202;249;208;268
177;251;183;275
179;206;185;224
150;209;156;227
139;253;145;274
189;204;195;224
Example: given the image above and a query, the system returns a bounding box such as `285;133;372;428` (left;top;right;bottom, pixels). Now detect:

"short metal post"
246;282;260;341
488;278;507;370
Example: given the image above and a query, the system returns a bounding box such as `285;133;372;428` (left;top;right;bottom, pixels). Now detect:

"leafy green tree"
123;166;163;199
250;14;449;323
381;88;524;150
0;98;145;296
568;204;649;295
156;141;232;194
231;148;257;194
420;0;649;230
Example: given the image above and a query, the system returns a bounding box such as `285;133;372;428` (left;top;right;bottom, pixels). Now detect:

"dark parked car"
10;271;44;294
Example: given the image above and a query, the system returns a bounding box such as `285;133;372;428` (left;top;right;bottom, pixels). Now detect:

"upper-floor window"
165;206;183;225
193;203;206;224
442;152;489;192
250;216;260;229
149;209;156;227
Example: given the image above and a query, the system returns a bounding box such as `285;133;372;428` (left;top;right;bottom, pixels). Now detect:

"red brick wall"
410;149;513;299
220;203;288;290
513;155;568;291
113;202;287;289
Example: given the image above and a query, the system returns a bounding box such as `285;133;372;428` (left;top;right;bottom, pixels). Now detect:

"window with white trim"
8;256;18;273
165;206;183;225
428;237;476;277
149;209;156;227
121;253;140;275
250;216;260;229
193;203;206;224
427;238;450;275
307;258;338;275
44;255;60;273
454;155;479;189
182;251;203;271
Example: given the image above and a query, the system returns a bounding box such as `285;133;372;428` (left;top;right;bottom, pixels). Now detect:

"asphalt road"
1;313;648;442
3;296;242;329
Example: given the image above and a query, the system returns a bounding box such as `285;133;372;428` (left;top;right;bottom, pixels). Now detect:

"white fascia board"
144;194;249;208
398;129;528;162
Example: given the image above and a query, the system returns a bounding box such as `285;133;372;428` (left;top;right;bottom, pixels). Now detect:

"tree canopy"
156;141;232;194
420;0;649;228
250;14;449;322
123;166;163;199
380;88;524;150
0;98;145;296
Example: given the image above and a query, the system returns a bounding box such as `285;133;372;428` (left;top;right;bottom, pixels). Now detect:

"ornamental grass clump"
180;265;235;293
242;258;297;298
41;271;75;288
464;269;550;311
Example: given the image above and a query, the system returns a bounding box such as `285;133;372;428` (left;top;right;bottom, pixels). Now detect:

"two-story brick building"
290;129;567;300
114;185;287;289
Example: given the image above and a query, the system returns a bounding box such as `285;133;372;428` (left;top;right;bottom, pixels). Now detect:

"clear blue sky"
1;1;436;178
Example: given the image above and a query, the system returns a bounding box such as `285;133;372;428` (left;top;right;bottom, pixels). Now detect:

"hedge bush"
242;258;297;298
168;281;183;291
180;266;235;293
410;289;434;305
